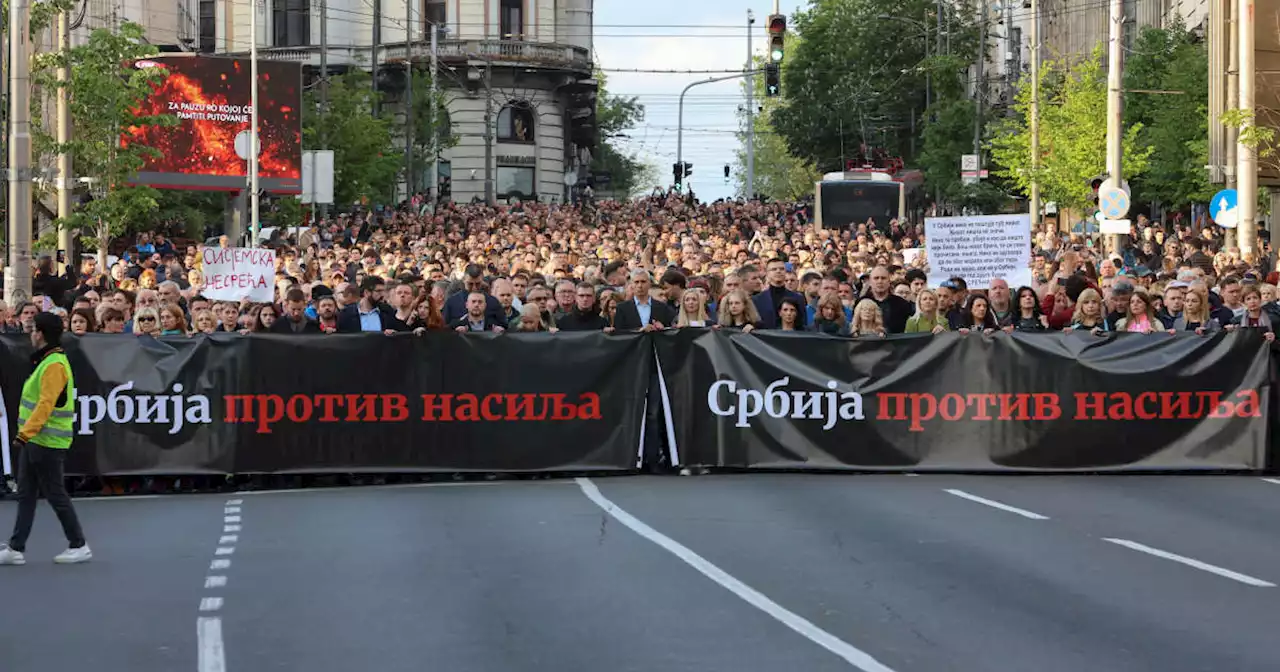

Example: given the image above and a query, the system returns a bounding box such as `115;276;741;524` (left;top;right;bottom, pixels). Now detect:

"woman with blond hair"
809;291;849;335
1068;288;1110;334
131;306;162;336
675;289;712;328
190;309;218;335
850;299;886;337
716;289;759;332
1169;287;1218;334
904;288;947;334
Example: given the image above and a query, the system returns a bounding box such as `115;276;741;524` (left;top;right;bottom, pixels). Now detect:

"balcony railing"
243;39;591;71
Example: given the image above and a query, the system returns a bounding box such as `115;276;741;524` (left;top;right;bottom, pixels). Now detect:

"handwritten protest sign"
202;247;276;302
925;214;1032;289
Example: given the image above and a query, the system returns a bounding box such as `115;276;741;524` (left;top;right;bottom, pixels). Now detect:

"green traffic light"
770;47;784;62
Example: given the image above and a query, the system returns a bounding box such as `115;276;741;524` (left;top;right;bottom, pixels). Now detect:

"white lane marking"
214;547;235;556
1103;538;1276;588
219;535;238;544
575;478;896;672
210;558;231;570
197;616;226;672
224;507;241;514
225;499;242;505
224;516;241;523
944;489;1050;521
1262;478;1280;486
199;597;224;612
204;576;227;589
223;525;241;533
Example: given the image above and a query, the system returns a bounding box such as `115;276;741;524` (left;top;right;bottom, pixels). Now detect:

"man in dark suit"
442;264;505;324
270;288;322;334
751;256;805;329
447;291;506;332
337;277;406;333
614;269;677;331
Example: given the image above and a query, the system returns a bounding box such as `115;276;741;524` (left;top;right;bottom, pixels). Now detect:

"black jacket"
442;291;505;325
269;316;323;334
751;286;806;330
558;310;610;331
613;297;677;331
447;315;504;332
336;303;407;333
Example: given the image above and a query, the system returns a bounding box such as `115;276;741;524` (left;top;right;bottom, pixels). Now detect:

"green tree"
592;71;656;198
772;0;980;172
32;22;177;268
303;70;402;207
1123;22;1212;209
988;48;1152;212
734;52;822;201
918;97;1008;212
405;73;456;195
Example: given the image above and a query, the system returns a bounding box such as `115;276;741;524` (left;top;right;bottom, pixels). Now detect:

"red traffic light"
767;14;786;35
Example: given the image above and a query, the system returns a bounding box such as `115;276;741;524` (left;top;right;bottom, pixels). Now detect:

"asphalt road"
1;474;1278;672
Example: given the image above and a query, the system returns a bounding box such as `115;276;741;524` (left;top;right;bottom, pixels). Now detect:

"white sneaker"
0;545;26;565
53;545;91;564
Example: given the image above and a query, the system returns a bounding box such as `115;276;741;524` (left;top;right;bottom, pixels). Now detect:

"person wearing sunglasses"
131;307;162;337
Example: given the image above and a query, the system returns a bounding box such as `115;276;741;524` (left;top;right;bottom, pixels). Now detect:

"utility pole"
1225;0;1238;248
404;0;414;200
56;8;73;273
5;0;32;306
1029;0;1040;229
745;9;755;200
1237;0;1257;256
250;0;261;246
319;0;328;221
973;0;986;163
372;0;381;115
1105;0;1125;254
428;24;439;209
483;61;494;205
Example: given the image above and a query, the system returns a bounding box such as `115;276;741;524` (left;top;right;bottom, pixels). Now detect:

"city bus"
814;158;924;230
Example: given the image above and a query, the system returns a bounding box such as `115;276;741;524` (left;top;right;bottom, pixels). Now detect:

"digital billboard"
124;55;302;192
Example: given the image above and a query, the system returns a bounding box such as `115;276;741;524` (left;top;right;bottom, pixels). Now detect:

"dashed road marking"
1104;538;1276;587
944;489;1050;520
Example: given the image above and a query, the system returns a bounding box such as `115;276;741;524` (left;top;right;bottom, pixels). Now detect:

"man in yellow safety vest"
0;312;90;565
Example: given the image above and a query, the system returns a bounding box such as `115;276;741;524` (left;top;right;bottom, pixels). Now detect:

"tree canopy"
988;47;1152;212
772;0;979;172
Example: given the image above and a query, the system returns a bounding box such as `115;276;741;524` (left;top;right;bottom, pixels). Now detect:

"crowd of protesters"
0;196;1276;344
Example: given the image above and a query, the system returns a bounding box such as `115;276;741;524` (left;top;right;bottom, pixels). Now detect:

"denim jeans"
8;443;86;553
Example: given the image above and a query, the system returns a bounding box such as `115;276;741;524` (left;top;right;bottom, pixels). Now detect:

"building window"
497;166;535;200
423;0;446;27
497;102;535;142
500;0;523;40
199;0;215;53
273;0;309;47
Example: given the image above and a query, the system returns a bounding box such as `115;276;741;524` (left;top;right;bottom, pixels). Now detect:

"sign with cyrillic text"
925;214;1032;289
655;329;1270;471
202;247;276;302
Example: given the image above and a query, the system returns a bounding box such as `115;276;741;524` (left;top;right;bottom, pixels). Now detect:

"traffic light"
724;164;731;178
1089;175;1106;206
767;14;786;63
765;63;781;97
673;162;683;187
682;162;693;178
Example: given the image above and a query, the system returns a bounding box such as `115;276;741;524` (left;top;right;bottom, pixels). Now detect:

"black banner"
0;332;650;475
655;330;1272;471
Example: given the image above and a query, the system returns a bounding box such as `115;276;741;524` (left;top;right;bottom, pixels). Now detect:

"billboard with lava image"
124;55;302;192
